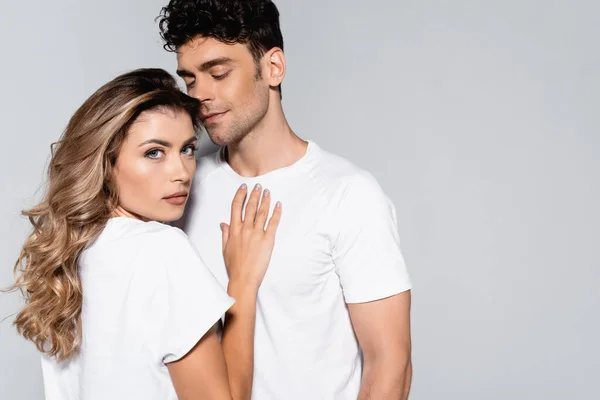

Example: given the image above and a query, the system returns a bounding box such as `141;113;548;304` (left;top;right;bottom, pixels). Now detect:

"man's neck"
225;103;308;178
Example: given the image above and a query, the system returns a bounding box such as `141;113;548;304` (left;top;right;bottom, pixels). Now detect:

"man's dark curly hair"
158;0;284;94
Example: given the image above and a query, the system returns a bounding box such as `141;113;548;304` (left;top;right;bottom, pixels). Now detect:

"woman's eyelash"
144;144;197;159
145;148;164;158
182;144;198;155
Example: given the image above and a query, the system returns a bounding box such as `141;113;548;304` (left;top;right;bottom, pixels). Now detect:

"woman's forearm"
221;281;258;400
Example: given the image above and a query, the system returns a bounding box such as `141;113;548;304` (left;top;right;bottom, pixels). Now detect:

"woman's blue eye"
145;149;164;159
182;145;197;156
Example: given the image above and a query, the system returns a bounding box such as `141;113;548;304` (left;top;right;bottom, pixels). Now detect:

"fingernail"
240;183;247;189
254;183;261;191
220;223;223;232
276;201;282;208
263;189;270;197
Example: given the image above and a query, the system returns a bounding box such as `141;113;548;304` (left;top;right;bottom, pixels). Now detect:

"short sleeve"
144;227;235;364
332;171;412;304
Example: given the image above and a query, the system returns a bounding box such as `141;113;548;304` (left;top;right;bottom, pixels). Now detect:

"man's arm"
348;290;412;400
331;171;413;398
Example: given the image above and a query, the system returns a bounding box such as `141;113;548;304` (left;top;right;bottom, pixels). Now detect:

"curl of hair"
7;68;200;362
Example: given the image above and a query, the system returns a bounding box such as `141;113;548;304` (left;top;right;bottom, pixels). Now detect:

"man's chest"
186;186;338;293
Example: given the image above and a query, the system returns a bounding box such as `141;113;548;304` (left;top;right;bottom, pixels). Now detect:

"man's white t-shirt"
40;217;235;400
185;140;412;399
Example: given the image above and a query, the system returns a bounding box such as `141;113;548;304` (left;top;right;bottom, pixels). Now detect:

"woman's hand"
221;183;282;291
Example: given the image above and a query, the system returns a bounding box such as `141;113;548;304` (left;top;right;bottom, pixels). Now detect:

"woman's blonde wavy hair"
7;68;200;362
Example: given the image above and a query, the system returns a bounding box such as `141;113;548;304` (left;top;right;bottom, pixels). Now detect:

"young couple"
10;0;412;399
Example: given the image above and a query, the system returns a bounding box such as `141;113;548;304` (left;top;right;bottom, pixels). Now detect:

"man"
158;1;412;398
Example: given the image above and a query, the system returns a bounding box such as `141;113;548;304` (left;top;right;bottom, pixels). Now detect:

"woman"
8;68;281;399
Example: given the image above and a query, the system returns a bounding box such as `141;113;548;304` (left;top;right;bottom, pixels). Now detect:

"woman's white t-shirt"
40;217;235;400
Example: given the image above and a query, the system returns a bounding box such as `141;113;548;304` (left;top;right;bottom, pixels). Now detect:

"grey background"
1;0;598;399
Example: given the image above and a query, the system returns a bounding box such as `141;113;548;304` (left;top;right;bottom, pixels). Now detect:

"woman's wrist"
227;279;259;302
225;281;258;324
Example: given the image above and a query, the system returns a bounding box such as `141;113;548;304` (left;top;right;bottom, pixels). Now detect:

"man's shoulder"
311;143;379;192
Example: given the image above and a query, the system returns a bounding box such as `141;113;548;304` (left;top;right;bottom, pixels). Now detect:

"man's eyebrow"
197;57;235;72
176;69;194;78
176;57;235;77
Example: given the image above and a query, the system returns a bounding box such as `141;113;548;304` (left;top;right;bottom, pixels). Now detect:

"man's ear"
263;47;285;88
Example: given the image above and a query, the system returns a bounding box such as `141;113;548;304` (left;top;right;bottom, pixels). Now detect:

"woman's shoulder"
96;217;194;255
104;217;186;238
88;218;204;278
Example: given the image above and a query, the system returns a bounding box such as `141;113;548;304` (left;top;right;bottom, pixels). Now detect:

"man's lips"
201;111;227;123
